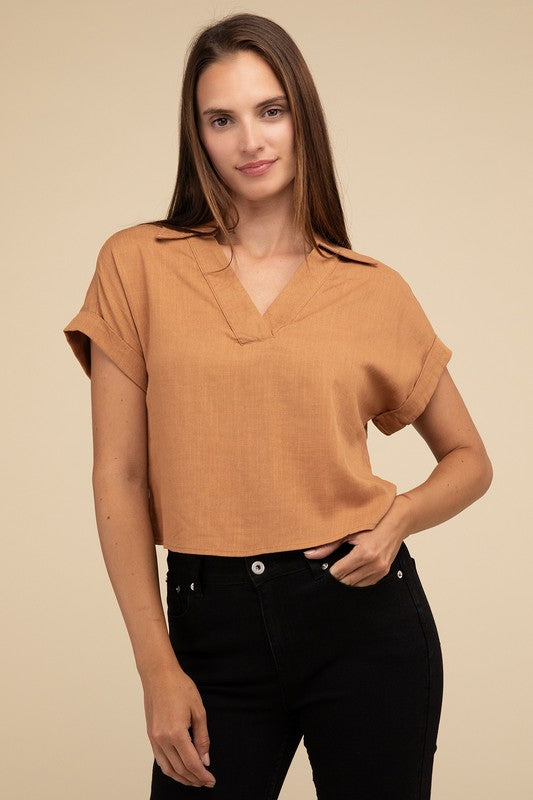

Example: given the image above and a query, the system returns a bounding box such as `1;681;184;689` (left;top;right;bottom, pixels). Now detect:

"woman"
63;12;493;799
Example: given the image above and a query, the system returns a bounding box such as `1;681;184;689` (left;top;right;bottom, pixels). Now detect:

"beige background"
2;1;531;797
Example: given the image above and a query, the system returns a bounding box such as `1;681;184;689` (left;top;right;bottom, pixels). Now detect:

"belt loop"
189;554;204;596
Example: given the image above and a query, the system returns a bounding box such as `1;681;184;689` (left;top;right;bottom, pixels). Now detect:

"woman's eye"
210;108;285;128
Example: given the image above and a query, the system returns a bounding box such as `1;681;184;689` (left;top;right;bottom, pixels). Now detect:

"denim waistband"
166;540;360;589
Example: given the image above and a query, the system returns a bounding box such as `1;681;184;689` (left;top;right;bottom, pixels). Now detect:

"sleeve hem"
372;335;452;435
63;309;148;393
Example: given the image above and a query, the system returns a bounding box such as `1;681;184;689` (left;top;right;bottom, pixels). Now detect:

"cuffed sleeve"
63;237;148;392
371;271;452;435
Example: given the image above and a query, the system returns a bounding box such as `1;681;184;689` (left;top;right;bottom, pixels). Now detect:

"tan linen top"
63;222;452;556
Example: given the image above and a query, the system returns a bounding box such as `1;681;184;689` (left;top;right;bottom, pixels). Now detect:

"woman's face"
196;50;296;205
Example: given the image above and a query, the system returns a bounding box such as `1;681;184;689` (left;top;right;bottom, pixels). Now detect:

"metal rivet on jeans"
190;582;195;591
176;584;181;593
251;560;265;574
397;570;403;579
321;562;329;570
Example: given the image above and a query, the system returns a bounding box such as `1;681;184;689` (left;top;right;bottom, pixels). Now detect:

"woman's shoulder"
93;222;210;284
98;221;205;253
316;236;411;292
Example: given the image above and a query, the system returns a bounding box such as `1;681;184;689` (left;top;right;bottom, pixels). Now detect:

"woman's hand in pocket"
142;664;216;788
334;526;405;586
303;495;411;587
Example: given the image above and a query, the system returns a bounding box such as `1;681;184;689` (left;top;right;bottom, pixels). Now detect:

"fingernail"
202;752;210;766
304;548;318;554
206;782;215;788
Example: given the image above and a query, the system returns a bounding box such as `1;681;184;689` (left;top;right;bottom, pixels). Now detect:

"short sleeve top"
63;222;452;555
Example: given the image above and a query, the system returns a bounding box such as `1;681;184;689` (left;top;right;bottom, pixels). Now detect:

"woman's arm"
304;368;493;584
89;341;216;788
90;340;177;679
394;365;493;534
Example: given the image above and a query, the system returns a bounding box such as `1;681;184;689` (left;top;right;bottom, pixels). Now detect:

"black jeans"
150;540;443;799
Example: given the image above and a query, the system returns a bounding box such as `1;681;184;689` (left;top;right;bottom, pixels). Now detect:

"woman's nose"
239;119;264;151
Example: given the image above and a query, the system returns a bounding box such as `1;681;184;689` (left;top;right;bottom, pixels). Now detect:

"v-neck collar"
153;223;378;345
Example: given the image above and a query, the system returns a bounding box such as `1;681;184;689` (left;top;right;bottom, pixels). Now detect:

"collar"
152;223;378;265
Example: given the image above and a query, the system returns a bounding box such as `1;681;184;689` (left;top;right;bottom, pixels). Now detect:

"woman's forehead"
196;51;282;106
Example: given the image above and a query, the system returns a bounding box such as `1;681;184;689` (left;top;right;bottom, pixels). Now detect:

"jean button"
251;560;265;574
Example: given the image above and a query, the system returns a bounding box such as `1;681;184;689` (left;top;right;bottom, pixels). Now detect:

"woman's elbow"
481;453;494;494
471;446;494;497
92;462;148;491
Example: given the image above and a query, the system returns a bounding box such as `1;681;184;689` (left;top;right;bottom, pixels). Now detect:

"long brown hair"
146;12;353;252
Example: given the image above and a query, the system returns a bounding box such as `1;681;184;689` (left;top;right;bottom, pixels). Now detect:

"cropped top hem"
158;521;382;557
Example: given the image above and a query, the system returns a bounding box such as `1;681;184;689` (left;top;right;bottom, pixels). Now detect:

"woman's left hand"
302;495;410;587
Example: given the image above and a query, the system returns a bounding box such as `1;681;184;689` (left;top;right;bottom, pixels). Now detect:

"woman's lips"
237;160;277;176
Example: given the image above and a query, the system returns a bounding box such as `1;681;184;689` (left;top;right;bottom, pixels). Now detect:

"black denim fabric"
150;540;443;799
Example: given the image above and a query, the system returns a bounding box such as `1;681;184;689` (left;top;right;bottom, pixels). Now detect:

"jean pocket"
324;562;401;590
166;570;193;619
323;544;405;590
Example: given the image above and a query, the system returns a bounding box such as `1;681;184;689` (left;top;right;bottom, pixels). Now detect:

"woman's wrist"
138;651;185;688
384;493;413;542
133;628;185;686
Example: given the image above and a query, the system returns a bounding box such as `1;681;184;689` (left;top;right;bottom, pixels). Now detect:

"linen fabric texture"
63;222;452;556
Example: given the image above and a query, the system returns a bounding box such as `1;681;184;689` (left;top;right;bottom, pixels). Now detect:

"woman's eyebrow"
201;95;287;116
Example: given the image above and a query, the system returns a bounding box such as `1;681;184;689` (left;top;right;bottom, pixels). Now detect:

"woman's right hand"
143;665;217;788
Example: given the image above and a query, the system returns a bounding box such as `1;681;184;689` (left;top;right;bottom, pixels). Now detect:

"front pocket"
324;562;400;590
166;572;192;619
